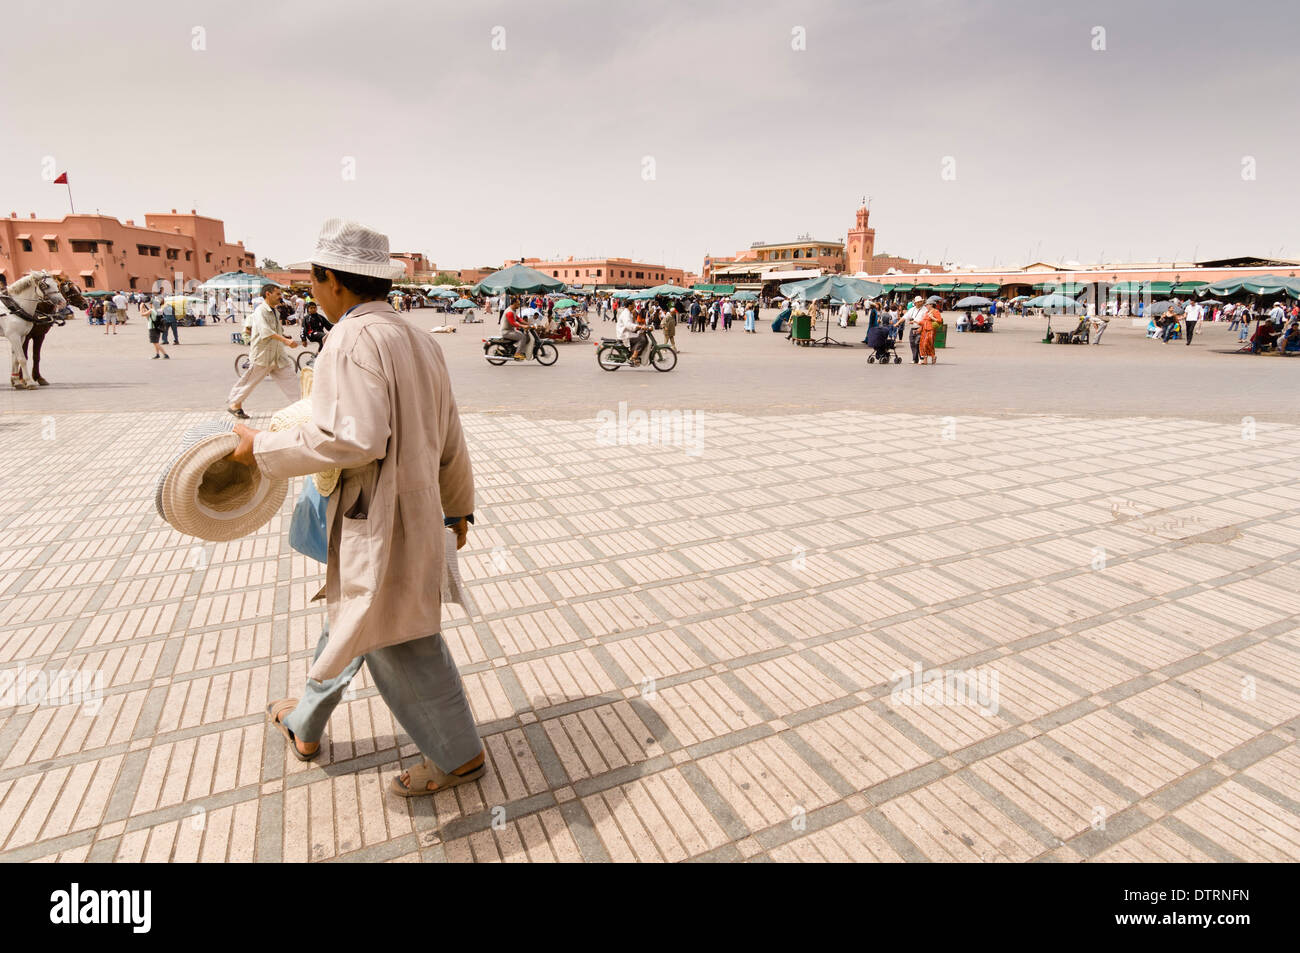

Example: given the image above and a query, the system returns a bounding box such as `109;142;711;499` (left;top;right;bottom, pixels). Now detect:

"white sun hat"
156;422;288;542
287;218;406;280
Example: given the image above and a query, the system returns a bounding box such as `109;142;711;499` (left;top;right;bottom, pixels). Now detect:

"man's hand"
230;424;260;467
449;517;470;550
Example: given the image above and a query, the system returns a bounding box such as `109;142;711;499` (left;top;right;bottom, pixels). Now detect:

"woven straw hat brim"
162;433;288;542
155;418;236;523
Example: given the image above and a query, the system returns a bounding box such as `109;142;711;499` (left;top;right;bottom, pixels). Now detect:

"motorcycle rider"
617;300;648;365
502;297;536;361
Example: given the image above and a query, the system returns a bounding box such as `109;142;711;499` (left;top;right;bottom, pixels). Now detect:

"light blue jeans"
283;621;482;772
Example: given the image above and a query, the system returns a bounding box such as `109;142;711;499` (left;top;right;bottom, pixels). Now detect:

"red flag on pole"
53;172;68;184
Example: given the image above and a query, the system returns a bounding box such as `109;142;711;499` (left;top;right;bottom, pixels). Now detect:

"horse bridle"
1;276;79;327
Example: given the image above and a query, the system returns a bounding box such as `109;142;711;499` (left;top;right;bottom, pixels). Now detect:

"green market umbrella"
472;263;565;295
553;298;580;309
954;296;994;309
82;289;114;298
1025;293;1084;312
732;290;758;301
780;275;884;305
452;298;476;309
641;283;692;297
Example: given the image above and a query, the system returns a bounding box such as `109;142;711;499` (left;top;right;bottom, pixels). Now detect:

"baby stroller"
865;324;902;364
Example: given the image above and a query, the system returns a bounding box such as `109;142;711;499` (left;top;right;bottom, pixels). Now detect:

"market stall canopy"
451;298;476;309
1025;293;1084;312
472;263;565;295
1031;281;1088;294
201;270;282;291
780;275;884;304
552;298;580;309
732;290;759;301
691;283;736;295
641;283;692;297
1172;281;1209;295
1109;280;1173;296
1204;274;1300;298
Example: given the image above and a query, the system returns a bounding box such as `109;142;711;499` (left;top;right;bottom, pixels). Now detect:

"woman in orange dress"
917;303;940;364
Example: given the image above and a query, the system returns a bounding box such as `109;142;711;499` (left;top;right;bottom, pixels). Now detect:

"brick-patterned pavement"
1;409;1298;862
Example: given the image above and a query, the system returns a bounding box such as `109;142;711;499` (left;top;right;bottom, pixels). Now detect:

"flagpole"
65;182;75;215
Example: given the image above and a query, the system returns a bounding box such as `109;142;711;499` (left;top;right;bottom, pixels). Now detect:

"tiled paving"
1;409;1298;863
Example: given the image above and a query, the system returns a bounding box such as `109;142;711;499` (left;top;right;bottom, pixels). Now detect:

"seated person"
1250;320;1278;353
540;314;573;342
628;316;649;365
300;303;333;345
1277;320;1299;355
772;305;791;333
503;304;535;360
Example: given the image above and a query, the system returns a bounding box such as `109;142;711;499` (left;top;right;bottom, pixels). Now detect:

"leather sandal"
266;698;318;761
390;755;486;797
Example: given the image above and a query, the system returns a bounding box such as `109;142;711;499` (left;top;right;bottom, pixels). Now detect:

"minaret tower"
846;201;876;273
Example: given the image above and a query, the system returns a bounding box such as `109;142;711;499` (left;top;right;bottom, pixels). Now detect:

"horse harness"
1;291;59;328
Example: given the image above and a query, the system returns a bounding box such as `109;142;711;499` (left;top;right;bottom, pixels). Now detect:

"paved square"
2;401;1298;862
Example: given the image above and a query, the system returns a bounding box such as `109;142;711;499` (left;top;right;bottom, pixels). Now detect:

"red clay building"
0;209;255;291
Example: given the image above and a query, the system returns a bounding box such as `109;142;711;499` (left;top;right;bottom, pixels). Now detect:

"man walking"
102;292;120;335
904;296;923;363
1183;299;1201;345
231;218;483;796
161;297;180;344
226;283;299;418
112;289;129;329
663;300;678;349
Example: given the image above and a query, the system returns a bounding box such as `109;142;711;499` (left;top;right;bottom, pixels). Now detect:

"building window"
129;277;138;289
19;239;32;252
185;250;192;261
553;271;559;277
166;249;179;260
204;252;212;263
620;270;625;277
83;274;95;288
596;269;602;277
45;239;58;252
635;271;644;279
70;240;97;254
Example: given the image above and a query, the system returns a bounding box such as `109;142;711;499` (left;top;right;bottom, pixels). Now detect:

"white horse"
1;271;85;389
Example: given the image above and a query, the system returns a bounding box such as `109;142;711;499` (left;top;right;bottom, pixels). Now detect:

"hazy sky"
3;0;1296;273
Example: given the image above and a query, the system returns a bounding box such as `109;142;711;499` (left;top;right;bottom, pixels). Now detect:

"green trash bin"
792;312;811;344
934;321;948;349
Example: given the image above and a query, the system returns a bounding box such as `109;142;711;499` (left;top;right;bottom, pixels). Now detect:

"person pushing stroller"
866;322;900;364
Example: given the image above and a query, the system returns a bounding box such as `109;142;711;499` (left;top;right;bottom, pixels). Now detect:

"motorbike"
566;312;591;340
595;328;677;372
483;329;558;366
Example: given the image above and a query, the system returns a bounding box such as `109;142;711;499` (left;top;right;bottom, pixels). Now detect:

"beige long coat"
254;300;474;681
